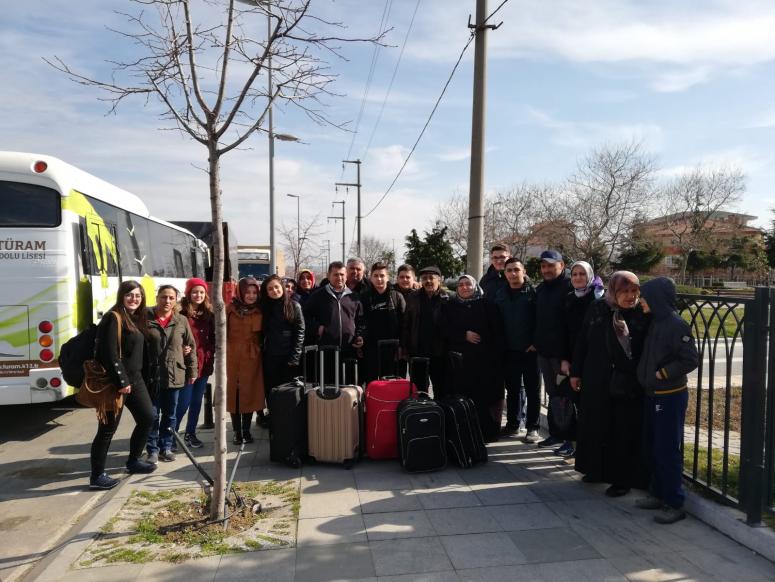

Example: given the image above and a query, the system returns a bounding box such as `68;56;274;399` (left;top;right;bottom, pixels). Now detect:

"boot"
202;383;214;429
242;413;254;443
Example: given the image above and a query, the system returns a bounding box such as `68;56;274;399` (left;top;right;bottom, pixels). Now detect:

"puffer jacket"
302;285;364;351
494;282;536;352
146;309;198;391
534;271;573;358
637;278;699;396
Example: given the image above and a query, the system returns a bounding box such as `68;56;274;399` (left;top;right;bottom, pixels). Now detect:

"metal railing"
678;288;775;525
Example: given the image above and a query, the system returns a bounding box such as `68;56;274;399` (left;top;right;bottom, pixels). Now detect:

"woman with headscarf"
570;271;651;497
294;269;316;304
442;275;505;442
555;261;605;458
226;277;265;444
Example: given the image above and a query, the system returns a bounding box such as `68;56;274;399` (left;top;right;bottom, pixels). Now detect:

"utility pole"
287;193;301;273
323;239;331;266
335;159;362;257
328;201;346;262
466;0;501;277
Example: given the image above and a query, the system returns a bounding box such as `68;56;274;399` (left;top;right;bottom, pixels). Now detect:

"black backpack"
58;324;98;387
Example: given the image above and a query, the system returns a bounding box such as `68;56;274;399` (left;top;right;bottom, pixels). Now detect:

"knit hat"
185;277;208;296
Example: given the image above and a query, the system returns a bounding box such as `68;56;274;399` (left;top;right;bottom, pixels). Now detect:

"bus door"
84;219;120;322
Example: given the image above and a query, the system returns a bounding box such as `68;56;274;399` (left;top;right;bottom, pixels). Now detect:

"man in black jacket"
303;261;364;381
401;265;450;398
495;258;539;441
480;244;510;299
534;249;573;447
361;262;406;383
346;257;370;297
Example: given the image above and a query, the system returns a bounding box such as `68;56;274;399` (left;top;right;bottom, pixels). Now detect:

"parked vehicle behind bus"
0;151;208;405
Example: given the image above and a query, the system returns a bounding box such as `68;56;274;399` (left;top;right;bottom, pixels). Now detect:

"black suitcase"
268;346;317;468
440;352;487;468
397;358;447;473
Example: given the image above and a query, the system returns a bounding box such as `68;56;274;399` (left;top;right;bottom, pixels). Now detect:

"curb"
685;491;775;563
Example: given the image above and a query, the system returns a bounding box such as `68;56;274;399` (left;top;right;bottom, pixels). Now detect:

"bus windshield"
0;181;61;227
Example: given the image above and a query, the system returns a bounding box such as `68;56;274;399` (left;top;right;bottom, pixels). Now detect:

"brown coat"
226;304;265;413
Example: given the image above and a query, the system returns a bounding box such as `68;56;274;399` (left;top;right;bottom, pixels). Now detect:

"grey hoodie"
636;278;699;396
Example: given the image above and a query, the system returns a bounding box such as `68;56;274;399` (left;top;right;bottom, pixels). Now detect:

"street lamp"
287;193;301;272
235;0;300;275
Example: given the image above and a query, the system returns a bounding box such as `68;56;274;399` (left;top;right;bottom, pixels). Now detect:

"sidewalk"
31;429;775;582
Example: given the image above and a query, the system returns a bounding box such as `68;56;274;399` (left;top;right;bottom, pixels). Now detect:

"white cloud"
524;107;663;151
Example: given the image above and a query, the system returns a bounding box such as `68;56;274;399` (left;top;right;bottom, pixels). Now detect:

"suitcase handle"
377;339;400;379
317;345;340;390
342;357;359;386
408;357;430;398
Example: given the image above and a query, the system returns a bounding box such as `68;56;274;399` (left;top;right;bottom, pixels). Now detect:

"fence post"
739;287;768;525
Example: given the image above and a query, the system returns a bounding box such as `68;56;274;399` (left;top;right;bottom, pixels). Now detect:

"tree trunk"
208;147;228;521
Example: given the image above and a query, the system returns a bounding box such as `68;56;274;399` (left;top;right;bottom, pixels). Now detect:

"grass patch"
254;534;287;546
244;539;263;550
684;443;740;499
103;548;153;564
162;551;189;564
131;515;164;544
686;387;742;433
100;517;118;534
133;489;186;502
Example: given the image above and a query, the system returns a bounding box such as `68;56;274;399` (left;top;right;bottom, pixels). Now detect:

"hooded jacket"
262;299;306;366
303;284;364;351
637;278;699;396
479;265;507;299
533;271;573;358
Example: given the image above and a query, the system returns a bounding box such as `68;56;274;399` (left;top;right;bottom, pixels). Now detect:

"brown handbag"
76;312;125;424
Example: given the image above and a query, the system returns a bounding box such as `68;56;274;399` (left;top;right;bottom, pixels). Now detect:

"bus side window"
173;249;185;278
101;224;120;277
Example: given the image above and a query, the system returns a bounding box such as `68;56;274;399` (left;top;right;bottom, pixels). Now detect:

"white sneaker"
523;430;540;444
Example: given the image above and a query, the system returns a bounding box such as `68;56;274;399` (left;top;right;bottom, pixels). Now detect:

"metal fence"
678;288;775;525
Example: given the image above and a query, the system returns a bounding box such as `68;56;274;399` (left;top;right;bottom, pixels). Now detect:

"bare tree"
279;213;323;277
47;0;382;520
490;183;554;260
559;141;657;271
435;191;469;262
659;166;746;281
350;235;395;272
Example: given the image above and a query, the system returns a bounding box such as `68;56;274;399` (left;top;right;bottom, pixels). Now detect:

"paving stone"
415;486;482;510
456;564;543;582
608;553;720;582
470;482;541;506
536;558;628;581
508;527;601;564
369;536;453;577
354;471;415;491
438;532;525;569
357;488;422;514
363;509;435;540
681;547;775;582
409;470;468;490
138;555;221;581
297;514;368;546
485;502;563;531
426;506;501;535
300;487;361;518
295;542;375;582
215;548;295;581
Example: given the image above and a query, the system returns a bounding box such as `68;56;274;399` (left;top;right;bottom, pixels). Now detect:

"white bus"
0;152;209;405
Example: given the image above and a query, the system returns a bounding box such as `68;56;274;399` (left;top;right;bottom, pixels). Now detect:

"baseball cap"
540;250;563;263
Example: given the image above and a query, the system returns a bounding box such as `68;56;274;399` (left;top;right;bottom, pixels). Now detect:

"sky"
2;0;775;268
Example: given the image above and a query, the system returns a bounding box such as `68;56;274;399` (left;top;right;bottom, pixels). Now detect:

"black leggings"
90;380;155;478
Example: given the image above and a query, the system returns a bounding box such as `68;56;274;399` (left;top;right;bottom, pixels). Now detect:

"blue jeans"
175;376;209;436
504;350;539;430
147;388;182;454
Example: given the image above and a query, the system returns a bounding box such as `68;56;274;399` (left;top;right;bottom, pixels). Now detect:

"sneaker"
126;459;157;474
654;507;687;524
242;431;254;444
605;485;630;498
500;424;519;437
635;496;664;510
523;430;540;444
185;433;204;449
158;449;176;462
146;451;159;465
233;433;244;446
89;473;120;490
555;442;575;458
537;435;562;447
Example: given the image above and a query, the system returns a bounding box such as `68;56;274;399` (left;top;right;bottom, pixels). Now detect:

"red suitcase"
365;339;417;459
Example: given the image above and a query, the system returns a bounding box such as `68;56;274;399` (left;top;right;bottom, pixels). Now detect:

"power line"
343;0;393;167
484;0;511;24
362;31;475;219
362;0;422;162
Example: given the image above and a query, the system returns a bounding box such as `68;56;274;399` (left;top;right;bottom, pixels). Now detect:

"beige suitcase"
307;347;363;466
